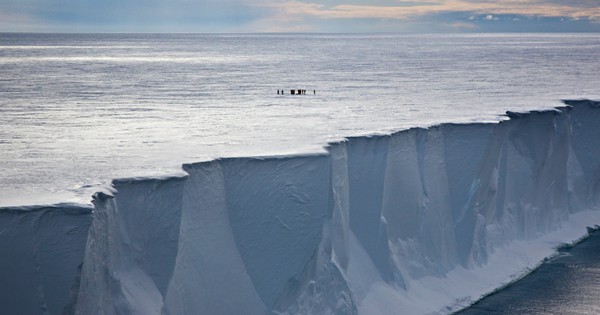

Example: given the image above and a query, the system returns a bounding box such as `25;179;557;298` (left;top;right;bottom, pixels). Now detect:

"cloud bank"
1;0;599;32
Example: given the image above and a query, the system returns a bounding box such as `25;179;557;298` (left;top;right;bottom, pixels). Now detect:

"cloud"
1;0;600;32
262;0;600;21
250;0;600;32
449;21;478;29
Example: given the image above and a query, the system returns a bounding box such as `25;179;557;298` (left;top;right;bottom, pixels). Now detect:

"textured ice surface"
2;100;588;315
1;33;600;206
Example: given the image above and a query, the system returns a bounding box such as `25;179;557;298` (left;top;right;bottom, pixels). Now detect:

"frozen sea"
1;33;599;207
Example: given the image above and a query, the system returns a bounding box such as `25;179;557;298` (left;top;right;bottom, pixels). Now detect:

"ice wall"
0;204;92;315
75;177;185;315
2;100;600;314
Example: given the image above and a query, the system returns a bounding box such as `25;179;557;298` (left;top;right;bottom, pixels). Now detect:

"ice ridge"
1;99;600;314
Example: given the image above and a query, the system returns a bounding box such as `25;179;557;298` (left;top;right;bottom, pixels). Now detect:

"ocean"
1;33;599;206
458;230;600;314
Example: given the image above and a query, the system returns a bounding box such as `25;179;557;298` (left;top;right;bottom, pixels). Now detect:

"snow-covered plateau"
1;99;599;314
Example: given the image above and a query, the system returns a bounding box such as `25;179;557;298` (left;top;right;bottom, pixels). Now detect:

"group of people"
277;89;316;95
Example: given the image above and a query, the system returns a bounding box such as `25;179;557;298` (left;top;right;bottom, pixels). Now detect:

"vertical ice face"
383;127;459;280
0;204;92;315
4;100;599;314
164;161;266;315
220;155;332;309
75;177;185;315
419;127;458;274
382;129;425;283
346;136;394;281
440;123;495;267
168;155;334;314
566;100;600;209
329;142;351;271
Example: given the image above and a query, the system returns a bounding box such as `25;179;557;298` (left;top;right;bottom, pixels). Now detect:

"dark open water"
458;230;600;314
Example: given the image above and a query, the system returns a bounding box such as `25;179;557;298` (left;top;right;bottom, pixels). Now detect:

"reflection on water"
458;230;600;314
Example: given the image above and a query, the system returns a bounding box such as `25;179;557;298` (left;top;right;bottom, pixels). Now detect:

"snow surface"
2;33;600;207
2;100;598;314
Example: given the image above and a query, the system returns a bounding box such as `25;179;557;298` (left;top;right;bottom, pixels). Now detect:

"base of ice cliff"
2;99;600;315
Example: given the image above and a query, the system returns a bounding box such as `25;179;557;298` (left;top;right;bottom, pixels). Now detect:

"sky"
1;0;599;33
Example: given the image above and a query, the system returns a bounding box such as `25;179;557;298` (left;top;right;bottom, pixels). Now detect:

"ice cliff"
2;100;600;314
0;204;91;315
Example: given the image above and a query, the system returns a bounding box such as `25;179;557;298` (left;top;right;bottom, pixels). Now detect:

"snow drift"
2;100;600;314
